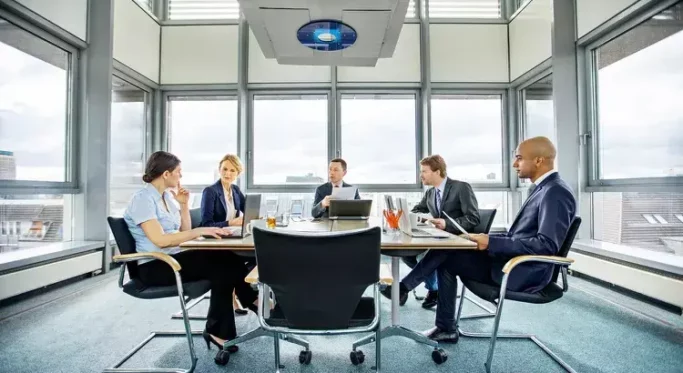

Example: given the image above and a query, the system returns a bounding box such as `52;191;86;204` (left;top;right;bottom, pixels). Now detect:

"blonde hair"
218;154;244;175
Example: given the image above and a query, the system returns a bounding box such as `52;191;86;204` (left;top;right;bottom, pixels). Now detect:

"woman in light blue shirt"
124;151;258;358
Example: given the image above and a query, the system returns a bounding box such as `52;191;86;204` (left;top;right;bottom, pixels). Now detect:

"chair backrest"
107;216;140;279
551;216;582;283
189;208;201;229
253;227;381;330
472;208;497;234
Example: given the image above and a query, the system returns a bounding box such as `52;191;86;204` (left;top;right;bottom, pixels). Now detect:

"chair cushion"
122;279;211;300
266;297;376;329
463;279;564;305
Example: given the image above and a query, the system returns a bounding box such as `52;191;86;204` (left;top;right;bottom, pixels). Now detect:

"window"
407;0;417;18
340;94;417;185
134;0;154;12
168;0;240;20
522;75;555;143
592;2;683;180
0;18;72;183
110;77;147;217
168;96;238;186
429;0;501;18
252;95;328;185
0;195;72;253
431;94;504;184
592;192;683;260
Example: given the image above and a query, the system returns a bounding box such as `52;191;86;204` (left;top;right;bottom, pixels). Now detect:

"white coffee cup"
408;213;420;229
246;219;268;234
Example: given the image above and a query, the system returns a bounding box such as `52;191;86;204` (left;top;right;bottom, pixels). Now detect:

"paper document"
330;186;358;200
442;212;471;240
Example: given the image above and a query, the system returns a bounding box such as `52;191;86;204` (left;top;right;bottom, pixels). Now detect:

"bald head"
513;136;557;182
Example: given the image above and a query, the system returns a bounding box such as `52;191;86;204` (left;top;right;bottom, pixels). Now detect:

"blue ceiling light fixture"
297;20;357;51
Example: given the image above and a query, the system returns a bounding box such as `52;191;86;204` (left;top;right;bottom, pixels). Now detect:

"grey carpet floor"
0;266;682;373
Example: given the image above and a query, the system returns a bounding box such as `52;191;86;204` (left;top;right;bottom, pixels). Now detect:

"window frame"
163;90;240;189
429;89;511;190
0;10;81;195
336;89;423;192
584;0;683;191
247;90;332;192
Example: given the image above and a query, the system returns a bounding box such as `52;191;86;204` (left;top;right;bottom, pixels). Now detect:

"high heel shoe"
202;329;239;353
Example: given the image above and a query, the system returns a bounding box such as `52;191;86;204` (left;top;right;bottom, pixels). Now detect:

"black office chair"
233;227;383;372
106;217;209;373
171;208;210;321
456;217;582;373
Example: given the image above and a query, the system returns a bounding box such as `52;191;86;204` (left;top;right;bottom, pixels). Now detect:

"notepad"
442;212;471;240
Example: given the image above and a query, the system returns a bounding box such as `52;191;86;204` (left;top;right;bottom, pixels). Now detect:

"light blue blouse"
123;184;182;264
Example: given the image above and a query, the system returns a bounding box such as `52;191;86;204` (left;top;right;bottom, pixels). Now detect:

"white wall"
249;30;330;83
430;24;509;83
113;0;161;83
15;0;88;41
337;23;421;83
161;25;239;85
576;0;639;38
509;0;552;81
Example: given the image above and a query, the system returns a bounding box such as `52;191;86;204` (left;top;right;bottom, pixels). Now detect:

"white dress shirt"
223;187;237;221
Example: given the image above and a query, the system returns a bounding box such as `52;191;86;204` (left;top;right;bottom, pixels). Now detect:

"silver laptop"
328;199;372;220
395;198;449;238
225;194;262;237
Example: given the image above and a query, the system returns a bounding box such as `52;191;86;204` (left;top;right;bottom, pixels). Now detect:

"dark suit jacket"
199;181;245;228
488;172;576;293
411;178;480;235
311;181;361;218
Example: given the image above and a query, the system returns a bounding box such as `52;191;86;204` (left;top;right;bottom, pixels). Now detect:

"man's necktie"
435;188;442;215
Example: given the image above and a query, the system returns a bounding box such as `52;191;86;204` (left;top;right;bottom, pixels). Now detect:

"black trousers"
138;250;258;340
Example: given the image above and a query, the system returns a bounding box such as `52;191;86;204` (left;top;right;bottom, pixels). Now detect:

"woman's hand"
228;216;244;227
171;182;190;206
193;227;232;239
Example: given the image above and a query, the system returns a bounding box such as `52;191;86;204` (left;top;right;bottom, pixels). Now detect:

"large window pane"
252;95;327;185
110;77;146;217
522;75;555;143
0;195;72;255
0;19;70;182
431;95;504;183
593;192;683;267
168;97;238;185
594;2;683;179
475;191;508;228
341;94;417;184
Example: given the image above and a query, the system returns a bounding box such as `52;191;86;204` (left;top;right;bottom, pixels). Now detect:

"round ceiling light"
297;20;357;51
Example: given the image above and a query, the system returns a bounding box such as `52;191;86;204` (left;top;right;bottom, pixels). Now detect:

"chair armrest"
112;252;181;272
245;266;259;284
245;264;392;285
502;255;574;274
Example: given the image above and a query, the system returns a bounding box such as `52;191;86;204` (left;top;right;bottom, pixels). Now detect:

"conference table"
179;217;476;362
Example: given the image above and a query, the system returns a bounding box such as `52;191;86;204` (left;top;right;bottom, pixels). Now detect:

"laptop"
395;197;450;238
328;199;373;220
221;193;262;238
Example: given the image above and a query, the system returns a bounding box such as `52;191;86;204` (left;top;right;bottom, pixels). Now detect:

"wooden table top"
180;217;476;250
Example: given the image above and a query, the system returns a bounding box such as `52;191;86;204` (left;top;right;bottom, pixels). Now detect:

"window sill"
0;241;105;273
572;239;683;276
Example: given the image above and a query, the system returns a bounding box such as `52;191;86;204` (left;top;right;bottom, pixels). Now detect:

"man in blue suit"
383;137;576;343
311;158;361;218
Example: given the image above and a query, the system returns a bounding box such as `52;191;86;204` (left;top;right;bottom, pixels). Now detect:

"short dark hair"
420;155;447;177
142;151;181;183
330;158;348;171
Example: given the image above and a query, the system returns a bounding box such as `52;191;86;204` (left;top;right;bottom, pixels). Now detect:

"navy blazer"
488;172;576;293
311;181;361;218
200;181;245;228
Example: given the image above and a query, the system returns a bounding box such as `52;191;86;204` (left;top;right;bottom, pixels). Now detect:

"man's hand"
428;218;446;230
321;196;331;208
468;233;489;250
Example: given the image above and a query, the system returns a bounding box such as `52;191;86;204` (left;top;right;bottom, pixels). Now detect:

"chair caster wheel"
214;350;230;365
299;350;312;364
350;350;365;365
432;348;448;364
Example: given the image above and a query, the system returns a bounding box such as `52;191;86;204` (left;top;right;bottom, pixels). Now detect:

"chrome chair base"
171;293;210;320
223;327;311;351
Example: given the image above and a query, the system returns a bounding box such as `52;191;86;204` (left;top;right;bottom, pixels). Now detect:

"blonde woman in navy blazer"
200;154;247;228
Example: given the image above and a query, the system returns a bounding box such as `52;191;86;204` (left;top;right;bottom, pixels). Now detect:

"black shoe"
421;290;438;309
235;308;249;315
423;327;459;344
203;329;239;353
380;284;408;306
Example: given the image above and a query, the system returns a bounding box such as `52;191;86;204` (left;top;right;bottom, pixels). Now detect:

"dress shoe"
421;290;438;309
423;326;459;344
203;329;239;353
380;284;408;306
